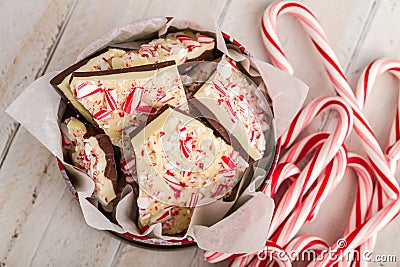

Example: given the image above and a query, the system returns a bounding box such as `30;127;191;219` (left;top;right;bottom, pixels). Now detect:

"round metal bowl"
57;28;280;248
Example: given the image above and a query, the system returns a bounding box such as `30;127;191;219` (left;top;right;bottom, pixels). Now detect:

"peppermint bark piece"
192;56;268;161
69;63;187;146
51;49;128;123
131;106;248;235
50;31;215;124
131;105;248;209
62;117;118;206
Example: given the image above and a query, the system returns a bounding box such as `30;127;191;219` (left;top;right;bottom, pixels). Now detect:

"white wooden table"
1;0;400;266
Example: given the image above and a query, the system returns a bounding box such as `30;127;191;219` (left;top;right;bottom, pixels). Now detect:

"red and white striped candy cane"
309;197;400;267
257;241;292;267
238;236;327;267
261;0;399;199
251;153;372;267
356;59;400;219
275;133;332;222
270;146;347;246
215;138;348;265
351;58;400;266
262;133;331;198
335;153;374;267
343;154;375;236
279;132;329;164
219;149;371;267
227;241;293;267
285;235;329;262
204;96;353;265
262;162;300;198
311;156;397;267
229;134;333;267
356;58;400;172
270;96;353;234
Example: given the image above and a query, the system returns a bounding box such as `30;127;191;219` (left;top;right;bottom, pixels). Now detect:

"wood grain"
0;0;76;167
0;128;64;265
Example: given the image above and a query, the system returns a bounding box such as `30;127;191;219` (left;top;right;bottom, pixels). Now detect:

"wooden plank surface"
1;0;400;266
0;0;76;167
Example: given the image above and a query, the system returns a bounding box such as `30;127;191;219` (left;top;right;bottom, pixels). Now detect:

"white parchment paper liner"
6;16;308;254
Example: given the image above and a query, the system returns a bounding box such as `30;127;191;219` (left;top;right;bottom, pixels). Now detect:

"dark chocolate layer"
178;61;217;98
94;134;118;189
50;48;110;92
186;49;215;63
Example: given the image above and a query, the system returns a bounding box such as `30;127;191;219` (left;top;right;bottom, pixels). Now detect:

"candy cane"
270;96;353;235
240;235;328;267
243;151;376;267
279;133;329;164
309;197;400;267
285;235;329;259
272;133;333;221
204;250;245;264
335;153;375;267
261;0;399;198
237;134;336;267
262;162;300;198
262;132;335;197
226;134;331;267
356;58;400;172
210;139;346;265
270;146;347;246
349;58;400;266
205;3;400;266
204;95;352;264
214;149;371;267
239;236;330;267
344;154;375;235
229;241;292;267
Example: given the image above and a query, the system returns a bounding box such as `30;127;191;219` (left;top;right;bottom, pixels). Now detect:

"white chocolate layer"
85;137;117;206
137;189;193;235
131;106;248;208
70;65;187;146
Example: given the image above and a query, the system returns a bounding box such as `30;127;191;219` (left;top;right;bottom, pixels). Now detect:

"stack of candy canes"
204;1;400;266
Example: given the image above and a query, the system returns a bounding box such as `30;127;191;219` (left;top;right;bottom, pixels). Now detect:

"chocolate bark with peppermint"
131;105;249;234
62;117;119;206
190;56;267;162
128;104;253;163
68;62;187;146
